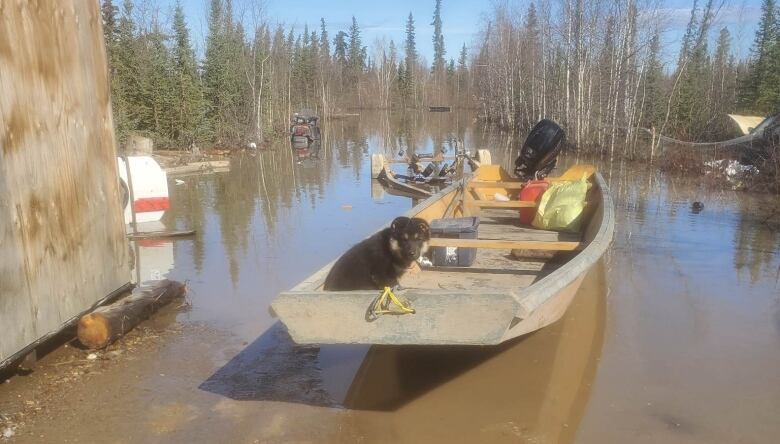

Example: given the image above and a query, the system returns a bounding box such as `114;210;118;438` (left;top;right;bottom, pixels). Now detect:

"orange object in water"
518;180;550;224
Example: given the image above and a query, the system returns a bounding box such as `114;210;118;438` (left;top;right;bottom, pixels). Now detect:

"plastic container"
518;180;550;225
429;216;480;267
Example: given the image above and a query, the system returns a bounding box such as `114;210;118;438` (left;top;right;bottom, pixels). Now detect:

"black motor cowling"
514;119;566;181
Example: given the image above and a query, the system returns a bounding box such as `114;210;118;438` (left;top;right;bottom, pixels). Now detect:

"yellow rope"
366;287;416;321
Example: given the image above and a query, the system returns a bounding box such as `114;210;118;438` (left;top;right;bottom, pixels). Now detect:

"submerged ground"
1;112;779;443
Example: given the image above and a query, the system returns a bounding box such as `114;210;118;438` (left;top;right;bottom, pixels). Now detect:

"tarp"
727;114;766;135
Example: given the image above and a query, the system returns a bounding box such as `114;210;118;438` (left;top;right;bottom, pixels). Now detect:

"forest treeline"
102;0;780;156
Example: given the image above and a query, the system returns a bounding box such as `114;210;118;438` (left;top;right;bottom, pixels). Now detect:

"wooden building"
0;2;131;367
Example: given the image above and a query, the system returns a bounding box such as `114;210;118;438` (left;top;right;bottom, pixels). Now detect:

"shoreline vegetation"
101;0;779;189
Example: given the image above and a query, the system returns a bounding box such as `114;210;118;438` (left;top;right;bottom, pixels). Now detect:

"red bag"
518;180;549;225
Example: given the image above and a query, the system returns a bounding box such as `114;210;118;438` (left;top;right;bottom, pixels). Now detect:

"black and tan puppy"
323;217;430;290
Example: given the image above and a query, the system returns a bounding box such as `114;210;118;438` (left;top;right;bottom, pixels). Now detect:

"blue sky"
158;0;763;65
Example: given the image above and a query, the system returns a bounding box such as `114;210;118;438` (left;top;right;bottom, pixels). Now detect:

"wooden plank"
468;181;525;189
472;200;537;208
428;238;582;251
127;230;196;240
478;223;581;242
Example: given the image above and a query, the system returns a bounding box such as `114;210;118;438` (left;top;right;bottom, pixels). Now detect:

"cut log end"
77;313;111;349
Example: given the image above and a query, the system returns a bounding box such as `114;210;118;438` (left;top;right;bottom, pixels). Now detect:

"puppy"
323;217;430;290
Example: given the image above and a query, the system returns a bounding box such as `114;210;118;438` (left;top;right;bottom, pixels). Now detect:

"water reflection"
199;261;606;442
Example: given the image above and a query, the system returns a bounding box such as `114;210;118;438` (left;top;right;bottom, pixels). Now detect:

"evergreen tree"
137;19;174;141
741;0;778;113
677;0;699;69
347;17;365;73
333;31;348;66
711;27;740;128
673;0;716;137
171;0;205;145
113;0;141;141
457;43;467;70
404;13;417;103
405;13;418;69
642;30;663;127
101;0;118;47
431;0;446;72
101;0;124;139
456;43;468;101
319;18;330;60
203;0;225;137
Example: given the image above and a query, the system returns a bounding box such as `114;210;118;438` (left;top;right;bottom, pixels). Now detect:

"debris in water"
175;179;185;185
86;353;98;360
341;204;353;211
705;159;759;182
2;427;15;440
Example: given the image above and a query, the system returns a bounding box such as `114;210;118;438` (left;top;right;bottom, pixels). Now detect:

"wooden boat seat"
428;209;582;251
400;249;557;291
402;209;581;290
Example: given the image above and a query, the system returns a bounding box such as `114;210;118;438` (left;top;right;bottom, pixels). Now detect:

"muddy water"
2;112;780;443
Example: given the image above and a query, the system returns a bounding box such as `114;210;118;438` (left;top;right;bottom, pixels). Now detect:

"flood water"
3;112;780;443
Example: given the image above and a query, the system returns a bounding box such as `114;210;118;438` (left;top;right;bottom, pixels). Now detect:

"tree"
673;0;716;138
403;13;418;104
333;30;348;66
135;18;174;140
319;18;330;60
431;0;446;72
642;30;664;128
170;0;205;145
101;0;123;138
203;0;225;137
112;0;141;141
347;17;365;73
741;0;778;113
711;27;737;119
405;13;418;68
456;43;468;103
101;0;118;47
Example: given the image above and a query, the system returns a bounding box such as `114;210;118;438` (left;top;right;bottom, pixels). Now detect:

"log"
127;229;196;241
165;160;230;176
77;280;186;349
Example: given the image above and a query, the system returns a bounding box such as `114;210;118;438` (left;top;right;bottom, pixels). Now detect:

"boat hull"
271;170;614;345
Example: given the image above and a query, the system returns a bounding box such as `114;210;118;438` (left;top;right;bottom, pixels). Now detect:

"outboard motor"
514;119;566;181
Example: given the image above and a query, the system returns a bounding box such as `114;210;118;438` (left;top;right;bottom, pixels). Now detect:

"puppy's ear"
390;217;410;233
412;218;430;236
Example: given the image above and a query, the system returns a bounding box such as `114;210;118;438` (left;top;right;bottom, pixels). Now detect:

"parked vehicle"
290;112;321;145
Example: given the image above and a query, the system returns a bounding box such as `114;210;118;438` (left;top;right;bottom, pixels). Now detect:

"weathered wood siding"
0;2;130;365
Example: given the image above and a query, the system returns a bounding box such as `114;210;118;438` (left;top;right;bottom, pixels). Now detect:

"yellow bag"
532;177;589;232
